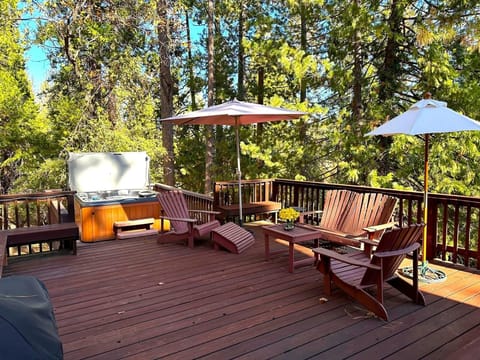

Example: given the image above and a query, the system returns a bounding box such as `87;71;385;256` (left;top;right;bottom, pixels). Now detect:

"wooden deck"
3;221;480;359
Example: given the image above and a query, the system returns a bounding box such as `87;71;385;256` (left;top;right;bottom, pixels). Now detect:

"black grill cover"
0;275;63;359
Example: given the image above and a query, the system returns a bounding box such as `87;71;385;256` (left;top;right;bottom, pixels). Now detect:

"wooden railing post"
65;193;76;223
271;180;279;203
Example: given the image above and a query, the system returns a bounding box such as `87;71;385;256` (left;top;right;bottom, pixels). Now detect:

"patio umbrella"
366;93;480;282
159;99;306;224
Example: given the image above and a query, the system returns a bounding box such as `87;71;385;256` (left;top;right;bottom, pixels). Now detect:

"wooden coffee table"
263;223;321;273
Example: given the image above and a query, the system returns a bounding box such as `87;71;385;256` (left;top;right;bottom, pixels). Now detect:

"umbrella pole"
235;118;243;226
422;134;429;266
400;133;446;282
418;134;446;282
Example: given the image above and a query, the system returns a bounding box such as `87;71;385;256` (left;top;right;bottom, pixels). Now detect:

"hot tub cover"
68;151;150;192
0;275;63;359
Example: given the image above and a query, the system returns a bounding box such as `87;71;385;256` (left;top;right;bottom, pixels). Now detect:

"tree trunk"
297;1;308;145
378;0;401;101
157;0;175;186
257;67;264;141
204;0;215;195
377;0;402;176
351;0;363;132
237;1;245;101
185;10;196;109
299;1;307;103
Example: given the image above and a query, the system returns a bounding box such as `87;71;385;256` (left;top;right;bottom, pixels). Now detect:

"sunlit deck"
3;221;480;359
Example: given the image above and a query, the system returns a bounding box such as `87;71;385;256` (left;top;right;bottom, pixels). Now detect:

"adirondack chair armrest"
357;237;378;246
188;209;221;222
188;210;222;215
373;242;421;258
363;221;397;234
159;216;197;223
355;237;381;257
360;222;396;256
300;210;323;216
312;248;381;270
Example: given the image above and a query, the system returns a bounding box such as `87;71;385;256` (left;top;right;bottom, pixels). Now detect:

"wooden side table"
263;223;321;273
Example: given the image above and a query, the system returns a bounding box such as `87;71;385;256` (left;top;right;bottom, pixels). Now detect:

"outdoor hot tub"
68;152;161;242
75;189;158;206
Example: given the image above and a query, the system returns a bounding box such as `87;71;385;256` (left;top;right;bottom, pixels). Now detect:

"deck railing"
0;190;76;257
214;179;276;206
153;183;216;224
211;179;480;271
273;179;424;225
273;179;480;271
0;190;76;229
1;181;479;272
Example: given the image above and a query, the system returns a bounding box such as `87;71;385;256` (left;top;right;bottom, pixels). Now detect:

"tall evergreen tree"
157;0;175;186
0;0;40;193
35;0;164;185
7;0;480;198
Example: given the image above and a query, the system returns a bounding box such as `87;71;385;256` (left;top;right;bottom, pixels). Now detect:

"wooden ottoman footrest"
211;222;255;254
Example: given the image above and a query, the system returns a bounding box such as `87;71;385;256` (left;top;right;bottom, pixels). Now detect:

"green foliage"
0;0;43;193
28;0;164;189
168;0;480;197
3;0;480;200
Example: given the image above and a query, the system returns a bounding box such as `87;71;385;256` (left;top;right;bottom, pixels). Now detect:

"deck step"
114;218;154;229
116;228;158;240
114;218;155;240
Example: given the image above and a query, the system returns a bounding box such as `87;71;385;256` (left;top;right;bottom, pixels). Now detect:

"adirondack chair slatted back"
361;224;424;286
320;190;356;230
157;191;191;234
337;192;397;238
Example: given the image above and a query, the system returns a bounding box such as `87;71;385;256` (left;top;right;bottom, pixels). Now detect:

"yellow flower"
279;207;300;221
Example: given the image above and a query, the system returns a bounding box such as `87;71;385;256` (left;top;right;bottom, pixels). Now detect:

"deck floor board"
3;221;480;359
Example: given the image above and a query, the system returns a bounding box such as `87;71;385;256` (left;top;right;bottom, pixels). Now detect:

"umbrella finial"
424;92;432;99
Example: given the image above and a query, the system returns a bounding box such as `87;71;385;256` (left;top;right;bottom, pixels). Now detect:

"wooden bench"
0;223;79;278
113;218;157;240
214;180;281;224
301;190;397;250
211;222;255;254
214;201;281;223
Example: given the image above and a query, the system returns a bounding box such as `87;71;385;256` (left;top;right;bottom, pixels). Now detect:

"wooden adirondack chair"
157;190;221;248
313;224;426;321
301;190;397;249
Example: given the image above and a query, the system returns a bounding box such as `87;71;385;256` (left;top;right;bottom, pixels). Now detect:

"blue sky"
25;45;49;95
22;5;205;97
17;0;47;96
19;2;48;96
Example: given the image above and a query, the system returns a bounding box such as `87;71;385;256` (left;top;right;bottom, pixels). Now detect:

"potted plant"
278;207;300;231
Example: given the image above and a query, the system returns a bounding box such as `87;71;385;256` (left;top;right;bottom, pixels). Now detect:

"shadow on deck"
3;221;480;359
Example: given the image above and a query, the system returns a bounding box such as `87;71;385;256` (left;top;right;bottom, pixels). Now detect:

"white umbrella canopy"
367;98;480;136
160;99;306;224
366;94;480;282
162;99;306;125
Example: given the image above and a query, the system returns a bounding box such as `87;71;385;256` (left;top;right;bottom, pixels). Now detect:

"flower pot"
283;221;295;231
